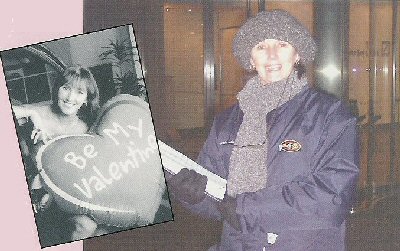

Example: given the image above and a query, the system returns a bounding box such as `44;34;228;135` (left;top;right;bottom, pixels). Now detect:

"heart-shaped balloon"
36;94;166;227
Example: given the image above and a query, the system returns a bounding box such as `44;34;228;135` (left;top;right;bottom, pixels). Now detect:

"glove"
167;168;207;205
217;195;241;231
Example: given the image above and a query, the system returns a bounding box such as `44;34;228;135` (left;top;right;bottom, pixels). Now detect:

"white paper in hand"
158;140;227;201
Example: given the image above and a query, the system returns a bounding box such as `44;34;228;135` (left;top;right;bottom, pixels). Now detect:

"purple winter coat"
181;87;359;250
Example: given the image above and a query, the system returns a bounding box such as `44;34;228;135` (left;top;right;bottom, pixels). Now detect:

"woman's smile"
58;99;82;115
62;100;77;107
264;64;282;71
60;100;79;110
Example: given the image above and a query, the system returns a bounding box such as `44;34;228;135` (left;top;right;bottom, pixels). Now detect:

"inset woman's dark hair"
294;60;306;79
51;66;100;125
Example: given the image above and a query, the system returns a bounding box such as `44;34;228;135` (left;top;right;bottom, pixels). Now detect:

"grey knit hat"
233;10;317;71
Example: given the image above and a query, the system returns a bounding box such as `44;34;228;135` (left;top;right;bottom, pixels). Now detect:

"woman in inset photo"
13;66;104;245
14;66;99;144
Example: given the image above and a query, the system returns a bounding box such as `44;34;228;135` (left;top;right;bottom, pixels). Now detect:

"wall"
164;3;205;129
83;0;169;139
41;27;123;68
69;28;116;67
214;5;247;113
43;39;73;66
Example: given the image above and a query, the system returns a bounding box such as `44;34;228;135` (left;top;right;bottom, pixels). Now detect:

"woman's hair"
51;66;100;125
294;61;306;79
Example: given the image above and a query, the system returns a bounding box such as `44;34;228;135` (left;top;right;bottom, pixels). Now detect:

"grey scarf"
226;72;308;197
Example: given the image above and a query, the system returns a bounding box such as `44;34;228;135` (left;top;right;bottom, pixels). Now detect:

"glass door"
215;3;248;114
164;3;204;130
348;0;399;204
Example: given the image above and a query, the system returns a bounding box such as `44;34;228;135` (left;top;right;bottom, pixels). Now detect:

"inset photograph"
0;24;173;248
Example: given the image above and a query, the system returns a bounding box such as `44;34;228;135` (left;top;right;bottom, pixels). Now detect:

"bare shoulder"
33;104;55;120
34;104;52;113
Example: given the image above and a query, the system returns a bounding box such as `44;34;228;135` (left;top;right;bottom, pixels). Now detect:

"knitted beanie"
233;10;317;71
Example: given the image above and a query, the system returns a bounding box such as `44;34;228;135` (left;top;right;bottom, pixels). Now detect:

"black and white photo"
0;25;173;248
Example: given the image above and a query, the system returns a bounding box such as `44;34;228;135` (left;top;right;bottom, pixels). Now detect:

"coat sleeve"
177;118;224;221
235;101;360;232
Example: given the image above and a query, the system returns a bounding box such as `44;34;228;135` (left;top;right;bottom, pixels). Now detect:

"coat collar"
221;85;311;147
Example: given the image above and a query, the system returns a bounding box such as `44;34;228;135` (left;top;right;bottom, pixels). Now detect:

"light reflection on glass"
319;64;341;80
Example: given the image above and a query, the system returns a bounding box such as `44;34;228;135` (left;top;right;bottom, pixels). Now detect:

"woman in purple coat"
169;10;359;250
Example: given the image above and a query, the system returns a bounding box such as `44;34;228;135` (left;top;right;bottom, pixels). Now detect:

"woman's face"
250;39;300;84
57;80;88;116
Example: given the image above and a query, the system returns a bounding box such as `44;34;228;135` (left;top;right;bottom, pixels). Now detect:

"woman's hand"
29;111;51;144
31;128;52;145
29;111;52;144
12;105;52;144
167;168;207;205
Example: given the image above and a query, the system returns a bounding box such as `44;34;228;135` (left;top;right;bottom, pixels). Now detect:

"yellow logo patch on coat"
279;139;302;152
